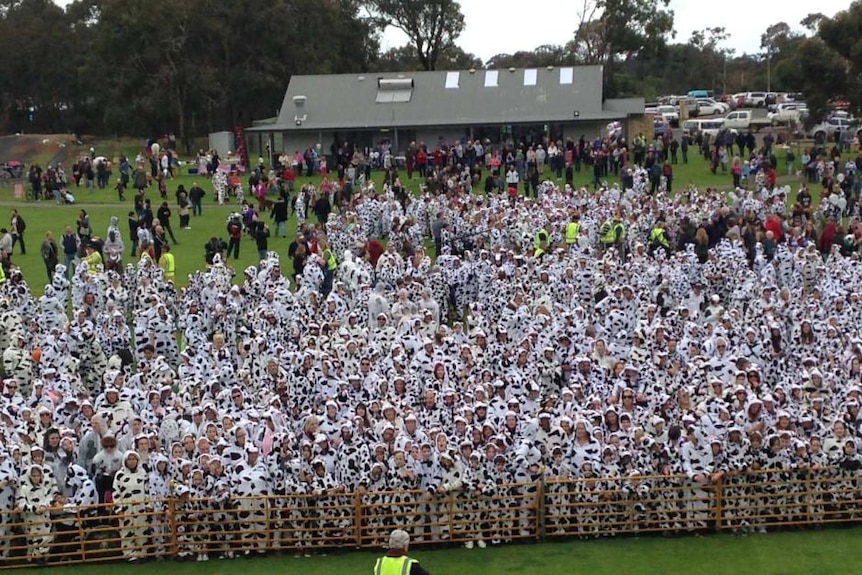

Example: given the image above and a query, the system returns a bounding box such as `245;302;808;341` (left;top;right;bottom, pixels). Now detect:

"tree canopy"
0;0;856;139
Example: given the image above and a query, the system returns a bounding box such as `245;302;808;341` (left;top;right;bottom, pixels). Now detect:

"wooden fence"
1;467;860;567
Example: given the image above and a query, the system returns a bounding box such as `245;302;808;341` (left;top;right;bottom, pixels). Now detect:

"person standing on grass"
176;185;191;229
76;209;92;249
271;194;288;238
254;220;270;262
61;225;78;278
157;201;178;244
189;182;205;216
374;529;431;575
40;231;58;283
10;209;25;255
227;214;242;260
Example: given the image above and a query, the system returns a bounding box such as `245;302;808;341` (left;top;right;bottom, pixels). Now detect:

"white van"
683;118;735;139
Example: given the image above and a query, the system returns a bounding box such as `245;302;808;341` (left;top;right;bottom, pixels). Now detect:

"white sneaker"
477;540;486;549
464;541;474;549
202;554;209;561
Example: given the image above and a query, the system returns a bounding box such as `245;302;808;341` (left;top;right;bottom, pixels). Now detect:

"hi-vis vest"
649;227;669;248
601;221;624;244
323;248;337;271
534;229;549;250
160;252;176;278
374;555;417;575
565;222;580;244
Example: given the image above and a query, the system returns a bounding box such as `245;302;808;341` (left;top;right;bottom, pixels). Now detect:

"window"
445;71;460;89
560;67;574;85
524;68;537;86
484;70;498;87
376;77;413;103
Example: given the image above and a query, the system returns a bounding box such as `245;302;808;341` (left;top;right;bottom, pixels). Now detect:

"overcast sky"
381;0;849;62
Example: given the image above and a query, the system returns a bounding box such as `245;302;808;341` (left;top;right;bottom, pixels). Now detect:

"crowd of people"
1;132;862;566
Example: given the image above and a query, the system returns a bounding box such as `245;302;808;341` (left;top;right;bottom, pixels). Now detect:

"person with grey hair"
374;529;431;575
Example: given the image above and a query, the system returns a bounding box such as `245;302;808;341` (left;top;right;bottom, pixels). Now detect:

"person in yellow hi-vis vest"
599;213;625;251
82;244;103;274
159;243;176;281
374;529;431;575
565;213;581;248
534;227;549;253
648;218;671;257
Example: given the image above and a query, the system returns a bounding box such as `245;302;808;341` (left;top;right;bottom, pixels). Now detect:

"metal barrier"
1;468;861;568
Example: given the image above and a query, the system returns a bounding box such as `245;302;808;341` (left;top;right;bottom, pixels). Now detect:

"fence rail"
2;468;861;567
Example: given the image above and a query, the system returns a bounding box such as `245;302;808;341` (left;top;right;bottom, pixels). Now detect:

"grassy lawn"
15;526;861;575
0;145;803;295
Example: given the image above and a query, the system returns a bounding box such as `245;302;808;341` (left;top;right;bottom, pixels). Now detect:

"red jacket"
764;215;783;242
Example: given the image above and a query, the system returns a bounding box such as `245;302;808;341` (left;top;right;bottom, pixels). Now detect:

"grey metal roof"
248;66;641;132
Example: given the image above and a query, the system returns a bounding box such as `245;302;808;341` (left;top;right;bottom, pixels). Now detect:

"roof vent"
292;95;306;107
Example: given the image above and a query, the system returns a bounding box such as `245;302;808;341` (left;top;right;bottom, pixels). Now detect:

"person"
320;237;337;296
61;225;78;278
40;231;59;283
254;220;270;262
599;213;625;253
82;243;102;274
0;228;12;270
176;186;191;230
189;182;205;216
271;194;289;238
10;209;25;255
648;218;671;257
565;213;581;248
77;209;92;247
157;201;178;244
374;529;431;575
159;243;176;282
226;214;242;259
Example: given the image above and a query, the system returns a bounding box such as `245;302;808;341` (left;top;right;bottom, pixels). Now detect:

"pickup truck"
722;110;771;132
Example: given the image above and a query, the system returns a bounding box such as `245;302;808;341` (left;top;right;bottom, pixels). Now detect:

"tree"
800;12;826;33
0;0;82;133
816;2;862;115
689;27;729;52
367;0;465;70
572;0;675;96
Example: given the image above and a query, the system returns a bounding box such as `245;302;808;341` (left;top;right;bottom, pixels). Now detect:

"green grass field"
0;144;804;296
8;526;860;575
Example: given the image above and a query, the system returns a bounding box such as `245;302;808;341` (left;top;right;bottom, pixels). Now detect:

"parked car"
657;105;679;126
808;117;854;140
767;103;808;125
696;98;728;116
683;119;737;139
644;103;659;115
744;92;768;107
718;94;738;109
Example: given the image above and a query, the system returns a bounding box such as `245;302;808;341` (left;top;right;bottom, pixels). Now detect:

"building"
246;66;645;161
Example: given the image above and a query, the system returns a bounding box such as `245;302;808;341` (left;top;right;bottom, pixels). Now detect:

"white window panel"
484;70;498;87
445;71;460;89
524;69;537;86
560;67;574;85
391;89;412;103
